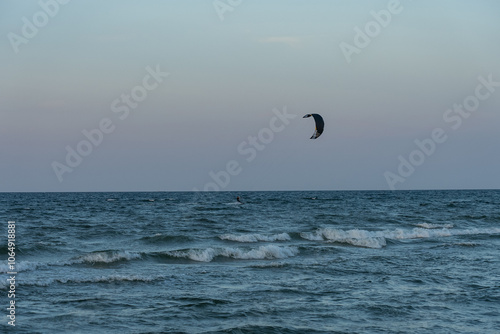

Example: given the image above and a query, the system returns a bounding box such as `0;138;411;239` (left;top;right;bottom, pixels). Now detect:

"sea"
1;190;499;333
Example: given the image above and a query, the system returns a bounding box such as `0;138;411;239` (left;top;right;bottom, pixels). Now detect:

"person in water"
236;196;242;203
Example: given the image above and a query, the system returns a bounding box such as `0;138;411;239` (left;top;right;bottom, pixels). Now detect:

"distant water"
1;190;500;333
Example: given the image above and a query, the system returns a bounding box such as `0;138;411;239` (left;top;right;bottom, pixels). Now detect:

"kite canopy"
303;114;324;139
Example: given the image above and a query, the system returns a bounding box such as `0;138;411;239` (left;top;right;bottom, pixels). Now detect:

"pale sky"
1;0;499;191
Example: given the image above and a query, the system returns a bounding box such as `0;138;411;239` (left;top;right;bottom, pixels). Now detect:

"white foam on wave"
301;229;386;248
169;245;299;262
219;233;291;243
74;251;141;265
301;227;500;249
0;261;45;273
0;252;141;275
59;274;162;284
17;274;168;288
416;223;454;229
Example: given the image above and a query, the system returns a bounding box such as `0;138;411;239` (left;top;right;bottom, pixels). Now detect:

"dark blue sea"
1;190;500;333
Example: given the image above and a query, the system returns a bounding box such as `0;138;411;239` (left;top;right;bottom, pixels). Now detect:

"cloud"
259;36;301;47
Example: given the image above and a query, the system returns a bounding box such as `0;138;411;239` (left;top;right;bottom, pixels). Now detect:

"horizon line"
1;188;499;193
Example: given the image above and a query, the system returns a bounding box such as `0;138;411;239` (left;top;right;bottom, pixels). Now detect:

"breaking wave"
219;233;291;243
166;245;299;262
72;250;142;265
0;252;143;275
301;229;386;248
416;223;454;229
0;261;46;273
300;227;500;249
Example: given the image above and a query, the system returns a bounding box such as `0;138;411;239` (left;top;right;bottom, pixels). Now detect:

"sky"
1;0;499;192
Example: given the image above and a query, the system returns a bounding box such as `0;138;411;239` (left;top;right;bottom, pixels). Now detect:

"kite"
303;114;324;139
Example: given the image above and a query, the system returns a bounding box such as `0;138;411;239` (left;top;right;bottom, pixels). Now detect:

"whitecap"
219;233;291;243
168;245;298;262
73;250;141;265
416;223;454;229
0;261;45;273
299;227;500;249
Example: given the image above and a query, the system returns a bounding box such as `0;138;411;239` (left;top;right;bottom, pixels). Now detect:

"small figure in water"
236;196;242;204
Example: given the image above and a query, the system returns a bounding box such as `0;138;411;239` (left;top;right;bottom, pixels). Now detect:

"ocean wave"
248;262;289;269
140;233;192;244
58;274;164;284
167;245;299;262
12;274;168;288
72;250;142;265
0;251;142;274
16;241;69;255
301;229;387;248
219;233;291;243
0;261;46;273
453;242;478;247
300;227;500;249
416;223;454;229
